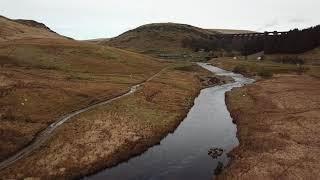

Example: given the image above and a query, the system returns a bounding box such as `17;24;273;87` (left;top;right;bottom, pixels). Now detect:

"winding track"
0;67;168;171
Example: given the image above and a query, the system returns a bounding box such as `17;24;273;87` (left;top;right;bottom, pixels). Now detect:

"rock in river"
208;148;224;159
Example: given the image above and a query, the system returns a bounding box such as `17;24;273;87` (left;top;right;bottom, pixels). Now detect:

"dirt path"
0;67;168;171
218;74;320;179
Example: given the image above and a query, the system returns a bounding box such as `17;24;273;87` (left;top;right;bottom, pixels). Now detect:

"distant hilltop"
0;15;70;41
208;29;257;34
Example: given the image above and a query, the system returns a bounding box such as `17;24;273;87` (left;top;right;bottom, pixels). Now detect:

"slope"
100;23;220;60
0;15;66;41
0;16;166;162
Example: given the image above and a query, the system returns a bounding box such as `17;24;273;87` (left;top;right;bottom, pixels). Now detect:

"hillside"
0;16;219;179
0;16;66;41
0;16;167;162
208;29;256;34
302;47;320;63
263;47;320;65
99;23;260;60
100;23;220;60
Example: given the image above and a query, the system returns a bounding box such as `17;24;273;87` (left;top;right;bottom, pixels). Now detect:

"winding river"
86;63;254;180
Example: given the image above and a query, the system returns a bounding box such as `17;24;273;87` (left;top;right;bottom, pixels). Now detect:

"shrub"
0;55;20;67
174;65;195;72
296;65;309;75
233;65;248;74
277;56;305;65
258;68;273;78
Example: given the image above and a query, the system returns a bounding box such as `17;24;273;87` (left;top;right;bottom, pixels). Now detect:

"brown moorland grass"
0;38;166;161
0;16;65;41
207;29;256;34
265;47;320;65
218;75;320;179
0;64;214;179
104;23;217;52
209;58;320;78
101;23;220;61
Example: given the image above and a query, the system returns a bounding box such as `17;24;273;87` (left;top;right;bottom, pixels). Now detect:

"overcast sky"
1;0;319;40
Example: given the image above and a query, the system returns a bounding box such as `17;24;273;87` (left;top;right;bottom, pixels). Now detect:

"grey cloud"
288;18;308;23
256;19;279;31
1;0;319;39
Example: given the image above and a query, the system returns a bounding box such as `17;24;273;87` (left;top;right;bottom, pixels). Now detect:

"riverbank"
86;63;252;179
218;74;320;179
209;58;320;78
0;64;223;179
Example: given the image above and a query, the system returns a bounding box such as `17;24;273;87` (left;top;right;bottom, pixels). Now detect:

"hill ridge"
0;15;68;41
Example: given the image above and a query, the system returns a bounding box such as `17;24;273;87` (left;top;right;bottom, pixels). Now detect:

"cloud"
264;20;279;28
288;18;308;23
256;19;279;31
1;0;319;39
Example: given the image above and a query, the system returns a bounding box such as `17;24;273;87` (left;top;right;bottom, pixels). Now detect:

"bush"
296;65;309;75
233;65;248;74
277;56;305;65
174;65;195;72
0;55;20;67
258;68;273;78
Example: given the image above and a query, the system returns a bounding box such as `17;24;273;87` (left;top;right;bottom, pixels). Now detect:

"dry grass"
207;29;256;34
0;38;166;161
265;47;320;65
209;58;320;78
102;23;218;60
0;16;65;42
0;64;212;179
219;75;320;179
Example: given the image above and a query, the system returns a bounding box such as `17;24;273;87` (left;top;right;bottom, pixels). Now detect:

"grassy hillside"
0;16;167;161
100;23;220;61
264;47;320;65
98;24;259;60
0;64;217;179
0;16;66;41
208;29;256;34
209;57;320;78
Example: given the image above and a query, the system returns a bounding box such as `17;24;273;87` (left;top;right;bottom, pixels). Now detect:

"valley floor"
218;74;320;179
0;64;220;179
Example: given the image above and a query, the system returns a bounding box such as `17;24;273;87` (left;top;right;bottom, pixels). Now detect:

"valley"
0;13;319;180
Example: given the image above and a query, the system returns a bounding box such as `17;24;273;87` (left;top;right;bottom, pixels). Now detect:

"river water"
86;63;254;180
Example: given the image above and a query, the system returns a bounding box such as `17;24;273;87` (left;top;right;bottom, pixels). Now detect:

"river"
86;63;254;180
